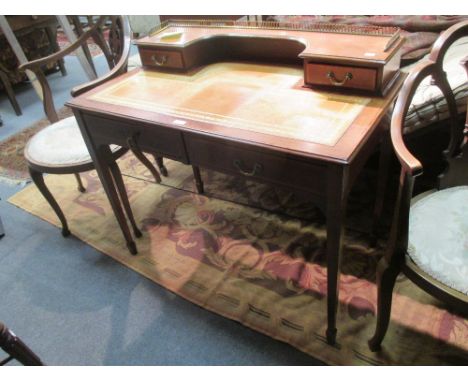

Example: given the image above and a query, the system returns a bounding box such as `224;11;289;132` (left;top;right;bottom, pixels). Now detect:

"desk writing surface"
70;62;403;163
90;63;370;147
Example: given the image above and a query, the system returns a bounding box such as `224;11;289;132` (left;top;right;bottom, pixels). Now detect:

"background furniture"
369;20;468;352
0;16;67;114
0;68;22;116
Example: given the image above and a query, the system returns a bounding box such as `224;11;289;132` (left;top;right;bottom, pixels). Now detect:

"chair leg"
0;322;44;365
0;215;5;239
29;168;70;237
192;166;204;194
127;136;161;183
153;156;168;177
70;16;97;77
45;26;67;76
74;173;86;192
0;70;22;116
109;161;142;238
368;257;400;352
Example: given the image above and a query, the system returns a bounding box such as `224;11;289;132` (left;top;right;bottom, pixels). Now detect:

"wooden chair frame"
369;20;468;352
0;68;22;116
0;321;44;366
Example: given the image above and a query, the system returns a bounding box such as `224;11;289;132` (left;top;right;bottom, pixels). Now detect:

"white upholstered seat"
25;116;119;167
408;186;468;294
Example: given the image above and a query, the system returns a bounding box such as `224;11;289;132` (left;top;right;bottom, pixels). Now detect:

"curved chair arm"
429;19;468;68
18;16;107;73
390;61;435;177
385;61;452;276
17;16;107;122
70;16;131;97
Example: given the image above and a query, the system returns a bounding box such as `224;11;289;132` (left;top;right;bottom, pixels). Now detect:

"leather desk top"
69;61;404;164
90;63;370;146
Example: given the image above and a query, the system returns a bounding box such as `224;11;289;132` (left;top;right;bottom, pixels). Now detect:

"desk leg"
154;156;168;177
109;160;143;239
326;165;348;345
87;147;138;254
192;166;204;194
372;131;392;239
99;146;138;254
74;111;138;254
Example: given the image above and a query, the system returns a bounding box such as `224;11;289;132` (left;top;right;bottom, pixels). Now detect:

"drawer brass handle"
151;54;168;66
233;160;263;177
326;71;353;86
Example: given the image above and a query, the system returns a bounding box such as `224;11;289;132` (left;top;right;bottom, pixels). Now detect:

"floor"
0;54;323;365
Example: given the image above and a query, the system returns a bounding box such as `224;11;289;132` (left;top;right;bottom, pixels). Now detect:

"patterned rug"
8;153;468;365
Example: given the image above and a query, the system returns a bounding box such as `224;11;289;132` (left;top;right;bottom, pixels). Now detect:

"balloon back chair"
369;20;468;351
19;16;165;253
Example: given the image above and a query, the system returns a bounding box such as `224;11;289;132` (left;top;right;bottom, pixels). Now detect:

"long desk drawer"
81;114;188;162
185;135;326;194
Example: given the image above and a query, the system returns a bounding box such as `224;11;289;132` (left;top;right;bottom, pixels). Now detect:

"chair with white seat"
20;16;160;249
369;20;468;352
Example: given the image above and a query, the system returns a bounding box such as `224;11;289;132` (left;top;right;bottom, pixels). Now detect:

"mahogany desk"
67;54;404;346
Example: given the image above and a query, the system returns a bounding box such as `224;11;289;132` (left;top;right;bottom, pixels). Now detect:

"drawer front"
82;114;188;162
139;48;184;69
305;62;377;91
185;135;326;194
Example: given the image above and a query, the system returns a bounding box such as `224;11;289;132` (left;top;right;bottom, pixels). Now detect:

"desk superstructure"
136;19;404;95
68;21;405;346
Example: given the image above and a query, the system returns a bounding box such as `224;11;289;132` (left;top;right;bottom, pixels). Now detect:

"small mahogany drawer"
185;135;326;194
139;48;184;69
304;62;377;92
81;114;188;162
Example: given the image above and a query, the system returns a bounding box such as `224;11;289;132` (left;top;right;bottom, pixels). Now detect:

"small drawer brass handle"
327;71;353;86
233;160;263;177
151;54;168;66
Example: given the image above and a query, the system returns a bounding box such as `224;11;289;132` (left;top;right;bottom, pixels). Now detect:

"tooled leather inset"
90;62;371;146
